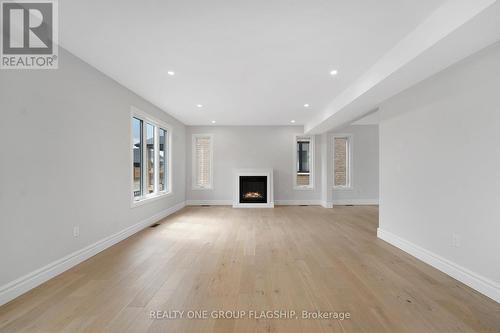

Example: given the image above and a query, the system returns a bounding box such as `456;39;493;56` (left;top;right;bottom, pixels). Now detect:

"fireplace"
239;176;267;203
233;169;274;208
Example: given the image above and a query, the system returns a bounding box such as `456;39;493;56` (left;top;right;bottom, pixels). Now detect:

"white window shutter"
334;137;350;187
194;136;212;188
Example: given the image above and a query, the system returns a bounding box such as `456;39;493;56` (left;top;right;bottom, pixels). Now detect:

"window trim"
130;106;173;208
192;133;214;190
293;134;314;190
332;134;353;190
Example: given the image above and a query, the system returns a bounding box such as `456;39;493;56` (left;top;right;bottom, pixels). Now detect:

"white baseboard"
333;199;379;205
377;228;500;304
187;200;324;206
275;200;322;206
186;200;232;206
0;201;186;306
185;199;377;208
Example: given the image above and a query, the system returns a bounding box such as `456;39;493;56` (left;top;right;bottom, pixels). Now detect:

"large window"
294;135;314;189
131;110;171;205
333;136;351;189
192;134;213;189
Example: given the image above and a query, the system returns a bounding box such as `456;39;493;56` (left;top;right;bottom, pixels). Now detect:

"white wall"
186;126;322;204
186;125;379;205
378;42;500;301
0;48;186;299
331;125;379;204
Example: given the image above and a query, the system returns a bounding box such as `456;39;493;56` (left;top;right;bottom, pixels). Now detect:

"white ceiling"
59;0;445;126
305;0;500;133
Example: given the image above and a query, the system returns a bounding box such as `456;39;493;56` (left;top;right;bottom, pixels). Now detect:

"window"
298;141;310;173
131;109;171;205
132;117;143;198
159;128;168;192
333;136;351;188
192;134;213;189
294;135;314;189
146;123;155;194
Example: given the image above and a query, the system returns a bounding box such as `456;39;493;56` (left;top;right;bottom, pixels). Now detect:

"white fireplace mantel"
233;169;274;208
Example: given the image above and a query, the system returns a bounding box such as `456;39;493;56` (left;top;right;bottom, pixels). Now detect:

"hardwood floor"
1;206;499;333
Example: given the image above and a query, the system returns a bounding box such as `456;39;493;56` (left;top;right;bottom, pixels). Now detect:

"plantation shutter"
195;136;212;188
334;137;349;187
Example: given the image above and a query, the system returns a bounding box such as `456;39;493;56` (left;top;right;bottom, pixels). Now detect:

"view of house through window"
334;136;351;188
132;113;170;203
146;123;155;194
159;128;167;192
295;136;313;188
132;117;143;198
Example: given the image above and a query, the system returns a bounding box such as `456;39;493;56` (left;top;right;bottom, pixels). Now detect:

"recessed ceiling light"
167;70;175;76
211;120;216;124
290;120;296;123
330;69;338;76
304;104;310;108
196;104;203;108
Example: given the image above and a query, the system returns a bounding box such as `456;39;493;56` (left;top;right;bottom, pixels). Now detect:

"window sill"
293;186;314;191
192;186;213;191
333;186;354;191
131;191;172;208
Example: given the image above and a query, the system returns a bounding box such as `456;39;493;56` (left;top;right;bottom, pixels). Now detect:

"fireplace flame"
244;192;263;199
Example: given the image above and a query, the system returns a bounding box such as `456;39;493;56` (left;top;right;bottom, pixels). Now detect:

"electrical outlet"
452;233;461;247
73;226;80;238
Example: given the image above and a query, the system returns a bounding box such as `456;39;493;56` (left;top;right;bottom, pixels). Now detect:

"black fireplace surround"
239;176;267;204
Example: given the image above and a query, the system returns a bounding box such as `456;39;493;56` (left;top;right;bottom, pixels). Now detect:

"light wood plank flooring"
0;206;499;332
